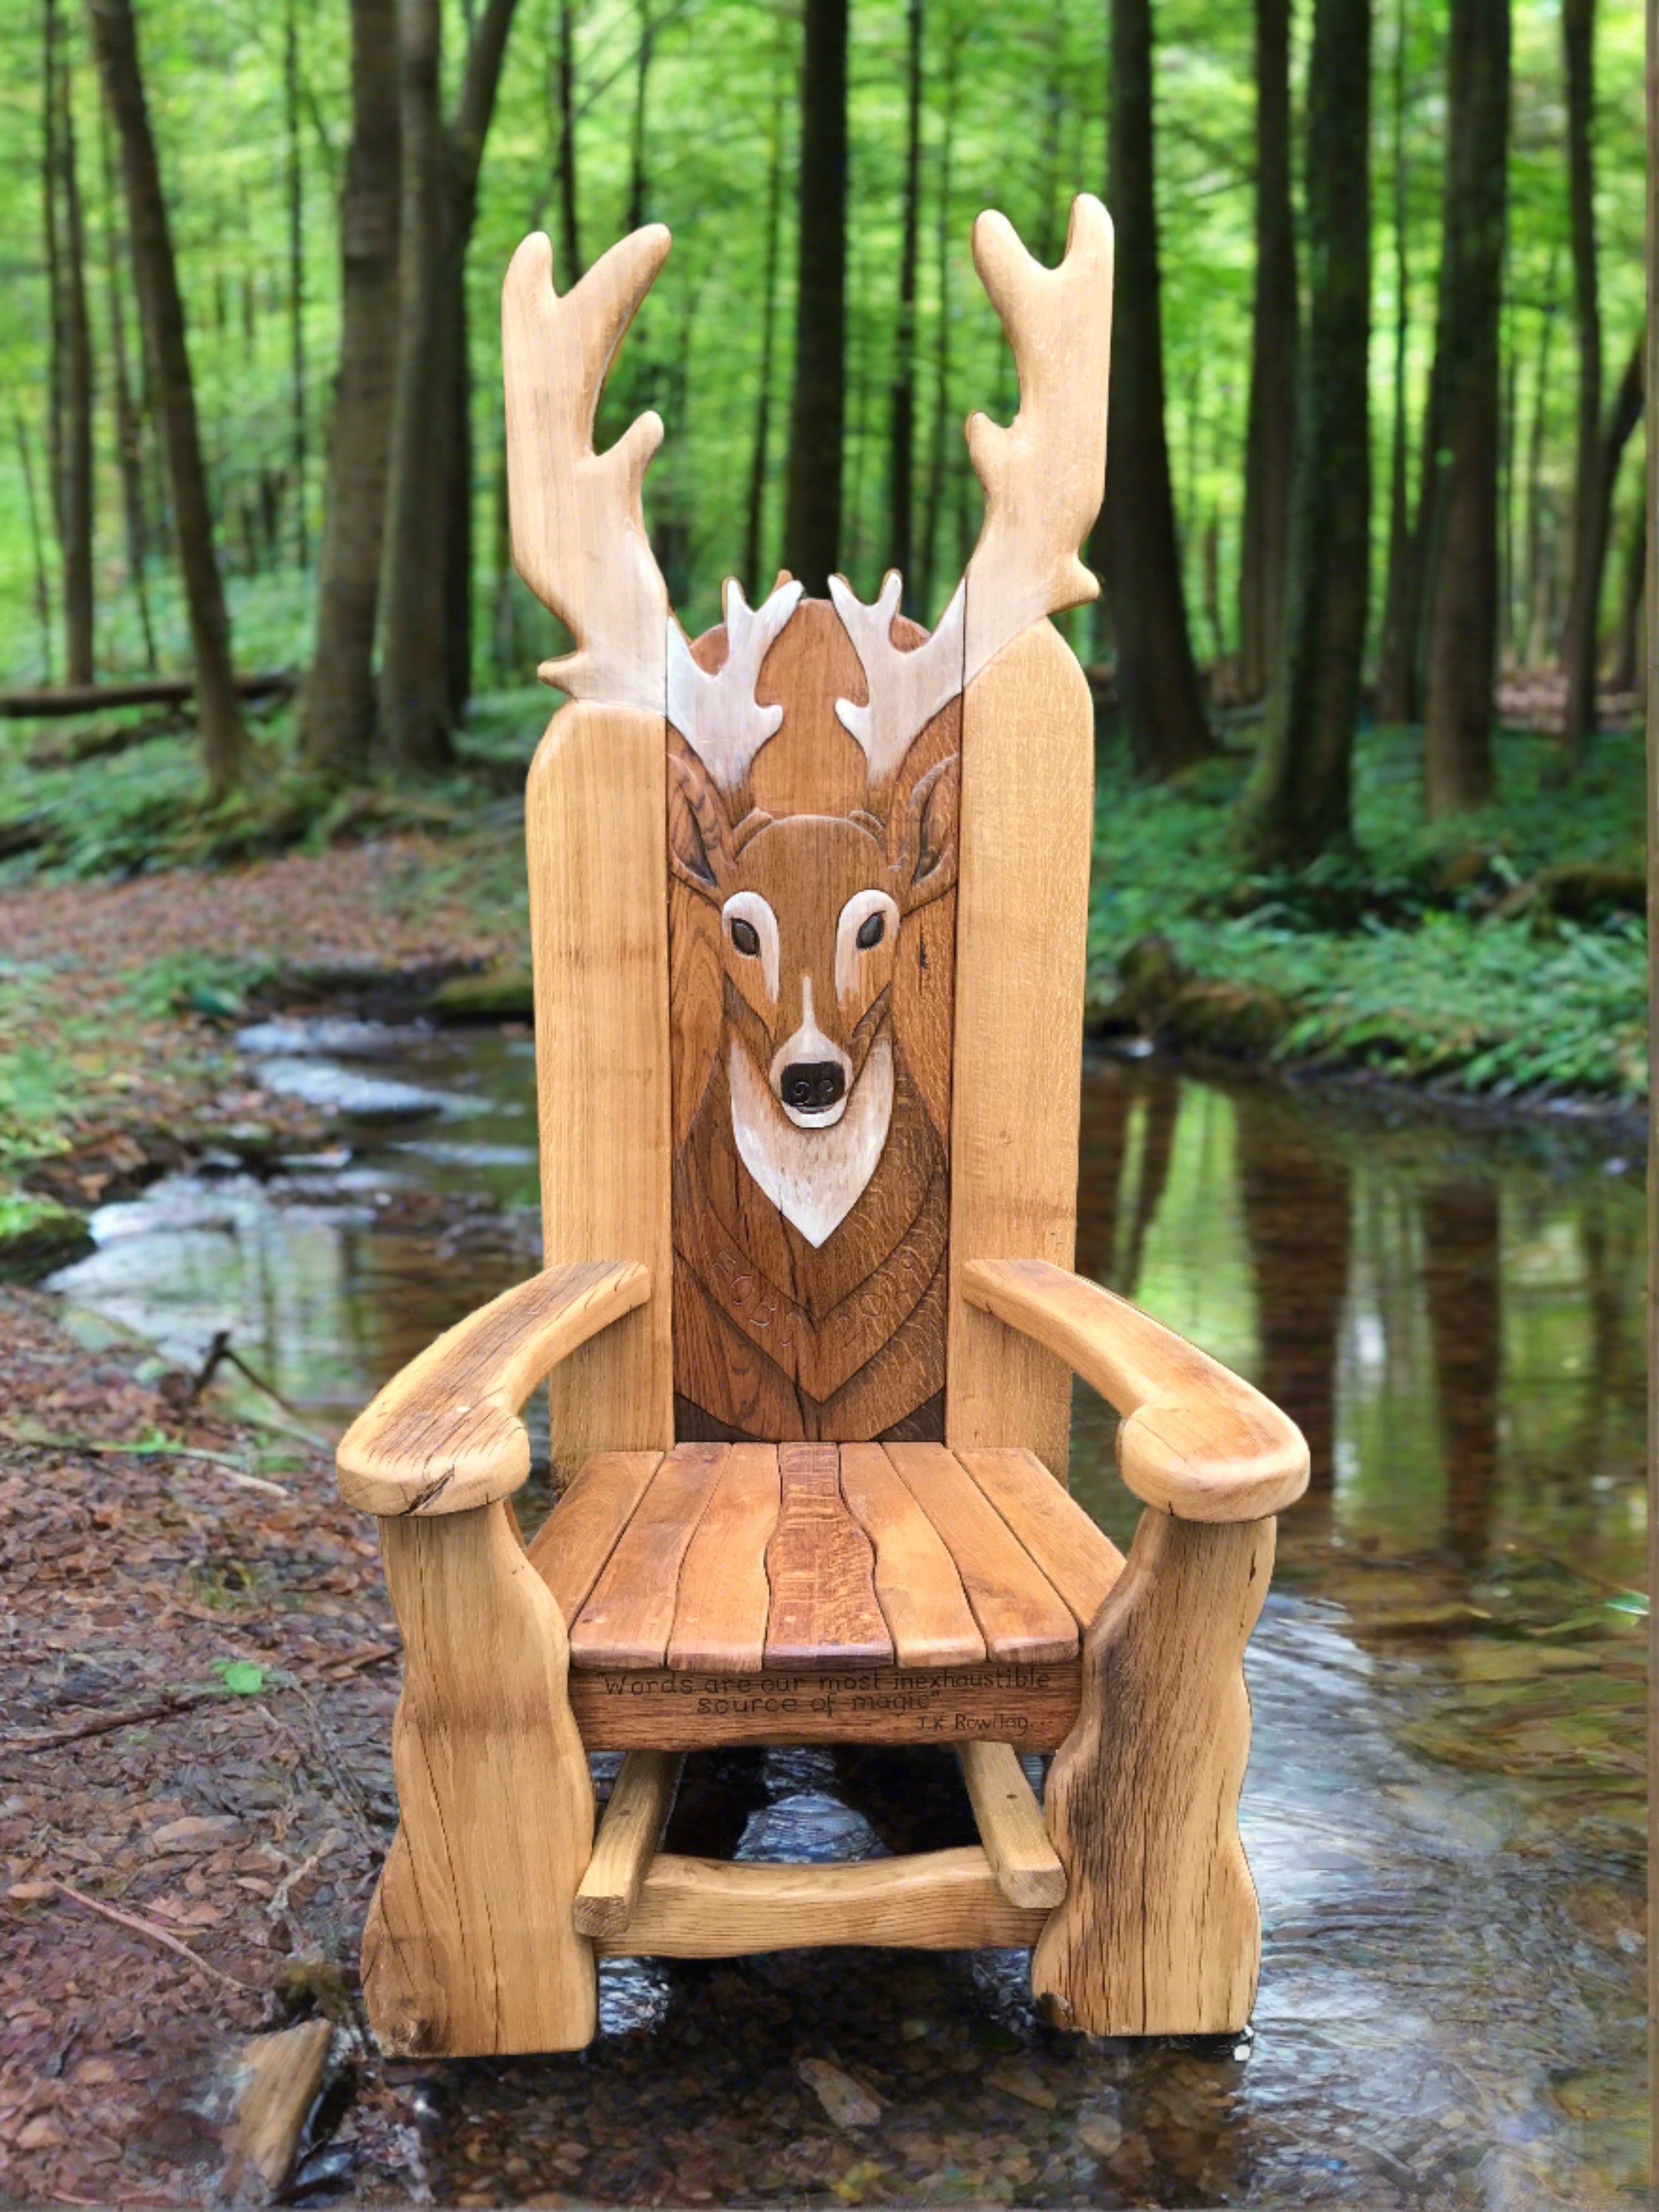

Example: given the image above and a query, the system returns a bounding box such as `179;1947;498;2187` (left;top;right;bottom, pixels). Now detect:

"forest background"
0;0;1651;1172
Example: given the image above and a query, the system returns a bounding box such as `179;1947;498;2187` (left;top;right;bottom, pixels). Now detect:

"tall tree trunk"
1421;0;1509;816
100;104;156;670
1241;0;1370;863
885;0;922;582
285;0;309;569
1561;335;1646;749
781;0;848;595
301;0;399;775
554;0;582;285
625;0;653;234
15;411;55;683
87;0;247;798
1610;484;1644;695
1523;268;1559;665
915;14;961;619
1558;0;1600;756
1237;0;1297;702
53;17;97;686
380;0;522;765
1094;0;1212;775
1376;0;1415;723
743;54;786;592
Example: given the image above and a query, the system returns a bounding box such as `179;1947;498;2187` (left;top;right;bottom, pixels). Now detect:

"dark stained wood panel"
884;1443;1079;1663
666;1444;781;1672
763;1442;892;1667
570;1445;727;1668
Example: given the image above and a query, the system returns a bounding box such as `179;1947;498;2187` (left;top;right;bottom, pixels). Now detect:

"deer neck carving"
501;193;1113;1440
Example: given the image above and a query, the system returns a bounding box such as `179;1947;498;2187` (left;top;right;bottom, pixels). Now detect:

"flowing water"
49;1024;1649;2209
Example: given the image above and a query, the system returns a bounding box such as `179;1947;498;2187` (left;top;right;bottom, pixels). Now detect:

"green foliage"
1090;720;1647;1102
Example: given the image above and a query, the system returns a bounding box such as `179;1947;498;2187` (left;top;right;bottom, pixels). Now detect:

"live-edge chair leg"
1032;1511;1274;2036
362;1501;598;2057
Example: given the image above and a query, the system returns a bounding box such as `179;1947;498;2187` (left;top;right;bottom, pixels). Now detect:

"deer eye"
855;912;885;951
730;917;761;957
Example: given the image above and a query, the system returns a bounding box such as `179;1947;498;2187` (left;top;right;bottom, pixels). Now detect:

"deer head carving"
503;197;1113;1249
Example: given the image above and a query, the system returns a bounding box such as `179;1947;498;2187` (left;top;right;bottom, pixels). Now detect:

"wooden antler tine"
502;225;673;712
667;574;804;793
961;193;1114;676
831;196;1113;790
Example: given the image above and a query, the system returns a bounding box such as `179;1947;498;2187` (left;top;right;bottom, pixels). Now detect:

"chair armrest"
337;1261;651;1517
961;1257;1308;1522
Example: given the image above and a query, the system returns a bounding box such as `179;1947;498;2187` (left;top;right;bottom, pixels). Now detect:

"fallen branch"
0;1419;287;1494
0;669;295;719
5;1690;226;1753
52;1880;260;1994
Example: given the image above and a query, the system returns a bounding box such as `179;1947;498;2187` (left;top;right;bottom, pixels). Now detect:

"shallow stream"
48;1025;1649;2208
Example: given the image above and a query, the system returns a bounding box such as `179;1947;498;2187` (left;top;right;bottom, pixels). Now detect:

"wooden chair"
336;194;1309;2061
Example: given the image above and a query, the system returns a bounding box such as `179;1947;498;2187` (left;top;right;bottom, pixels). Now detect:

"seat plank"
839;1443;986;1666
667;1444;781;1672
764;1443;893;1667
953;1447;1125;1628
528;1451;663;1624
570;1444;727;1667
884;1444;1077;1663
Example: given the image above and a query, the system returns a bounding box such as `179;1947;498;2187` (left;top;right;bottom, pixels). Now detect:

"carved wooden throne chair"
337;194;1309;2059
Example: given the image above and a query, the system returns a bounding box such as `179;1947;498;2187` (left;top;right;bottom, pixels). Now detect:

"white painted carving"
729;1032;894;1248
668;576;804;792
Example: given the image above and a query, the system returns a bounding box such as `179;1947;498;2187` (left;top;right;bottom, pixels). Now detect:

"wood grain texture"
1033;1510;1274;2036
568;1659;1081;1750
526;1450;663;1622
570;1445;727;1667
596;1847;1048;1957
336;1263;650;1516
954;1447;1125;1626
572;1751;684;1938
764;1442;893;1665
669;599;959;1446
667;1443;781;1670
963;1259;1311;1520
946;622;1094;1479
361;1503;596;2056
527;702;674;1481
959;1740;1066;1909
839;1442;986;1665
885;1444;1077;1662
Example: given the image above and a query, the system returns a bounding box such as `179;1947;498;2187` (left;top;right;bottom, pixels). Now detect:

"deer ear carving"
667;749;736;898
896;753;960;909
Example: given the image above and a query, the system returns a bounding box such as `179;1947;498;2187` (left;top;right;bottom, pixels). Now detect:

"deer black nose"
780;1061;845;1113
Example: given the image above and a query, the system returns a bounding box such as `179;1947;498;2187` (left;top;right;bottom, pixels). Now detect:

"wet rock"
219;2019;333;2200
988;2059;1057;2110
796;2058;883;2129
151;1814;242;1854
430;967;535;1022
0;1194;93;1283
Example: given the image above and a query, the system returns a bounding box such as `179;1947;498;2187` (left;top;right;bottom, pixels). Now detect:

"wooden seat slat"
666;1444;781;1671
569;1444;728;1668
763;1443;893;1668
527;1449;663;1623
883;1443;1079;1663
839;1443;986;1666
954;1447;1126;1628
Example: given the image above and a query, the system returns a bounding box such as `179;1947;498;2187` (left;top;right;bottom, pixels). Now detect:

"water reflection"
46;1025;1649;2205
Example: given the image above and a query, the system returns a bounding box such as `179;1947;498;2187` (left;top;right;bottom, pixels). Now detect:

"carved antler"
502;227;673;712
831;194;1114;787
666;576;804;793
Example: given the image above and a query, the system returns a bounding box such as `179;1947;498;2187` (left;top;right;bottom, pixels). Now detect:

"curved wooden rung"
594;1846;1049;1957
573;1750;684;1938
959;1741;1065;1910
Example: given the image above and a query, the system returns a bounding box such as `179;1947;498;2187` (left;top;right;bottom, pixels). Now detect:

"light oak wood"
946;623;1095;1479
570;1444;726;1667
667;1443;780;1670
336;1262;650;1516
959;1740;1066;1910
362;1503;596;2055
568;1658;1081;1750
885;1443;1077;1662
764;1443;893;1665
596;1847;1048;1957
963;1258;1311;1520
527;704;674;1479
1033;1510;1273;2035
526;1449;663;1622
573;1750;684;1938
954;1447;1125;1625
839;1442;986;1665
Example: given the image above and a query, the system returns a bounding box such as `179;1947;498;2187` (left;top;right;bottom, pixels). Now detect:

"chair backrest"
510;201;1113;1481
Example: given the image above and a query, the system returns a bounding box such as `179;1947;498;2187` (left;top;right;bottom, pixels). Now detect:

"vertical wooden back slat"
527;701;675;1475
946;620;1094;1480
